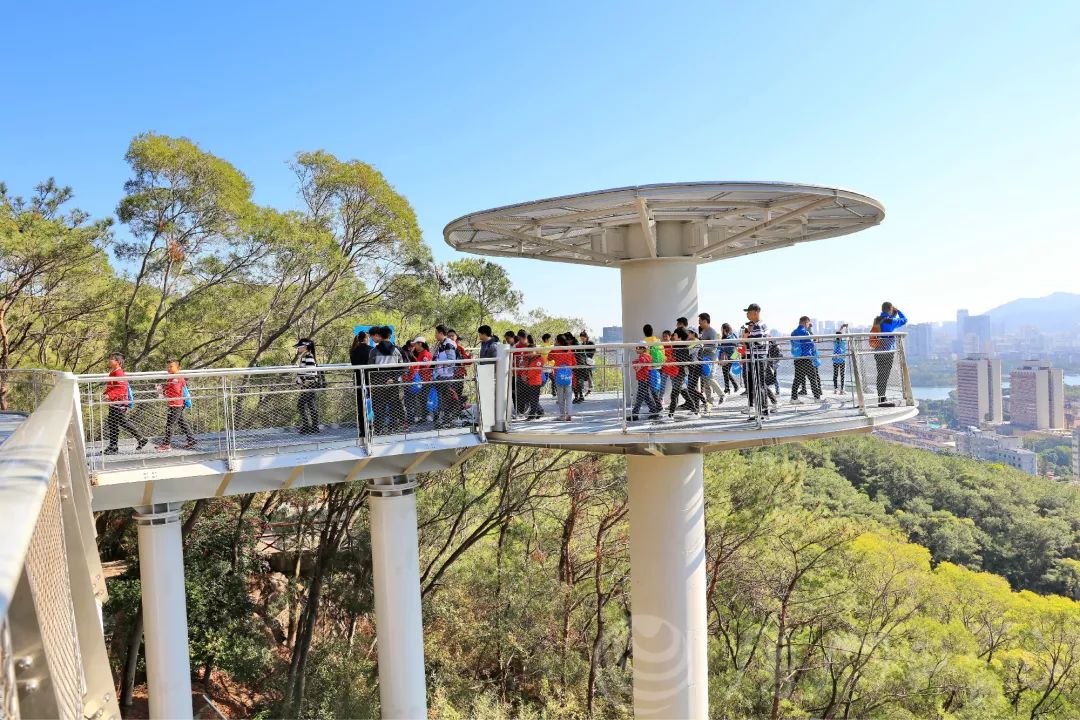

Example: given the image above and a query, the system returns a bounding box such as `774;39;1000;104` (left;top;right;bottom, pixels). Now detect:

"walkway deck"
493;391;918;453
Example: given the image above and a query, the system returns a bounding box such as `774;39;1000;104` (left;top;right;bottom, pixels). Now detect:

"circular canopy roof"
443;182;884;267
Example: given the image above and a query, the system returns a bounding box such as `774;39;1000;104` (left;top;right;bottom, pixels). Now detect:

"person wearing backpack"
294;338;322;435
433;324;461;428
156;359;196;451
719;323;741;395
872;302;908;407
370;327;406;433
832;326;849;395
102;352;147;454
549;335;577;421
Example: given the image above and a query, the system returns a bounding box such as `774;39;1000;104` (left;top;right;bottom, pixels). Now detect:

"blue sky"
3;2;1077;333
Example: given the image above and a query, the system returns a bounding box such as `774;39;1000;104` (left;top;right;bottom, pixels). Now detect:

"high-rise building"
956;309;969;350
1010;360;1066;430
600;326;623;344
907;323;934;360
956;355;1003;427
964;314;992;354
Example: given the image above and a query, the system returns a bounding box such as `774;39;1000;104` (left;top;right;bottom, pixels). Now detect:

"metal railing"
0;369;58;414
0;374;119;720
501;333;912;434
76;359;491;472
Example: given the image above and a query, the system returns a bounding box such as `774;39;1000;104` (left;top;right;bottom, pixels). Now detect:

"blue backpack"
182;384;192;409
555;366;573;387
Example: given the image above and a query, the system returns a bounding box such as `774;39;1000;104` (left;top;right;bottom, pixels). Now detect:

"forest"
6;134;1080;718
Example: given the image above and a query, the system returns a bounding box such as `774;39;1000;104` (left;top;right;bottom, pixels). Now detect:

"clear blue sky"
3;2;1077;333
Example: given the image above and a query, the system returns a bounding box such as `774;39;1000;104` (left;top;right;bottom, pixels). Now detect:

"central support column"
135;502;194;720
621;255;708;718
626;454;709;718
368;475;427;719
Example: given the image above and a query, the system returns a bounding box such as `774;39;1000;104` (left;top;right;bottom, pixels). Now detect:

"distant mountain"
983;292;1080;334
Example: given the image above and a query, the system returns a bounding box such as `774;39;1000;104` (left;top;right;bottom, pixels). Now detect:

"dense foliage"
97;439;1080;719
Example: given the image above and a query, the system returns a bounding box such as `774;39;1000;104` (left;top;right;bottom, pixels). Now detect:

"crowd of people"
96;302;906;452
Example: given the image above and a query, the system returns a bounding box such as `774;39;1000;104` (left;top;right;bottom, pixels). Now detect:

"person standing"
873;302;908;407
433;325;461;427
643;324;664;408
102;353;147;455
790;316;822;404
740;304;771;419
832;326;849;395
627;344;661;420
719;323;742;395
697;313;722;409
577;331;595;399
294;339;322;435
682;329;707;414
478;325;498;359
156;359;196;451
549;335;577;421
350;330;371;439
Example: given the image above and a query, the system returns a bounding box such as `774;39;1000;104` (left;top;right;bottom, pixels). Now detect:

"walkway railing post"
896;335;914;406
221;375;235;468
850;338;867;415
367;475;427;719
494;344;509;431
134;502;193;720
360;367;373;454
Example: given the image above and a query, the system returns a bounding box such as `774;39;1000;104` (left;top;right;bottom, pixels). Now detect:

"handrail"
0;373;75;617
75;357;495;382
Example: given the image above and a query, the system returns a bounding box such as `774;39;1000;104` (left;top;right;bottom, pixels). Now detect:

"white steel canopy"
443;181;884;266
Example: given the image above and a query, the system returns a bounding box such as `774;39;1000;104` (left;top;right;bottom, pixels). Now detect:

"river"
912;375;1080;401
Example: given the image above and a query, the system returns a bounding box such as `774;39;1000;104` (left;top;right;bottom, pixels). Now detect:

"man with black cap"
294;338;321;434
740;304;770;418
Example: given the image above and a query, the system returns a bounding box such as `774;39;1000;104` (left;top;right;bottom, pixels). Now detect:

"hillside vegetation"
100;438;1080;718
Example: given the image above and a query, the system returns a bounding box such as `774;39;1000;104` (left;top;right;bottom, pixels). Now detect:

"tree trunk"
120;610;143;708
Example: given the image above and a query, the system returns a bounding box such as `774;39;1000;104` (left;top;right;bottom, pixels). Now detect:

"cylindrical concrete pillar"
135;502;194;720
626;453;709;719
368;476;427;719
619;259;699;341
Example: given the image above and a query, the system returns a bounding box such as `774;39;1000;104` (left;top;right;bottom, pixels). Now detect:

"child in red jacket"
628;345;661;421
102;353;147;454
156;359;196;450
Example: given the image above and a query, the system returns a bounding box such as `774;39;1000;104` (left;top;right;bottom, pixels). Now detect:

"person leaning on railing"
872;302;907;407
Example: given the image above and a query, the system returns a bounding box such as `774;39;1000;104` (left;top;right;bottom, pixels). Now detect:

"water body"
913;375;1080;401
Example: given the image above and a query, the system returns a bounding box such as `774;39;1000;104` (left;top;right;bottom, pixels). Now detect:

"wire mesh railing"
503;333;911;434
76;360;488;472
0;369;58;414
0;375;120;720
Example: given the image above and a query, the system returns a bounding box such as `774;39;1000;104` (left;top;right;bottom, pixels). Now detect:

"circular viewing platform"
444;181;885;266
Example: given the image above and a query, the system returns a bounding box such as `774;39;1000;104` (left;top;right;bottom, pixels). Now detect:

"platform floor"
85;419;477;473
500;388;915;449
0;413;26;447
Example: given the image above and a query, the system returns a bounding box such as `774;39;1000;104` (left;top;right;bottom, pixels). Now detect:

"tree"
0;179;113;380
115;132;261;368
